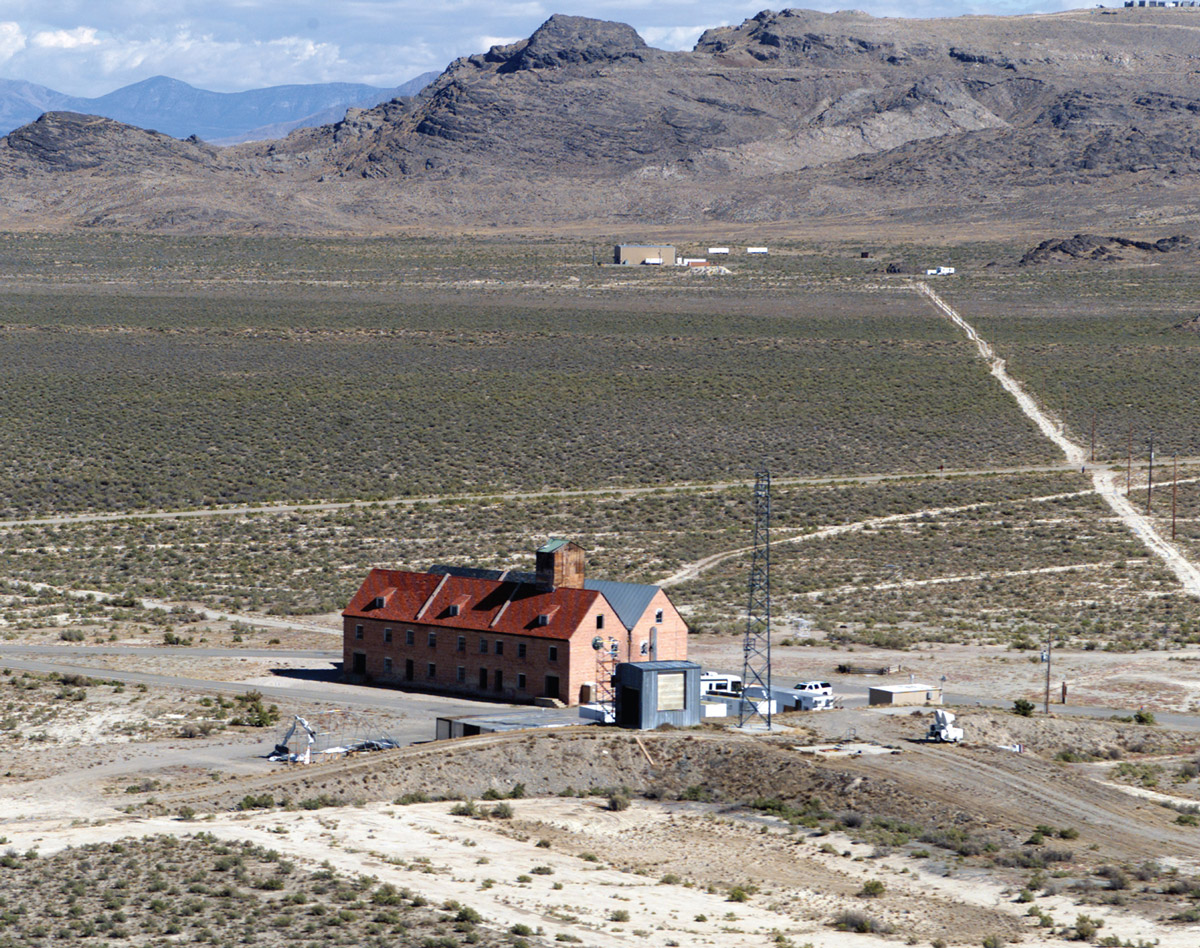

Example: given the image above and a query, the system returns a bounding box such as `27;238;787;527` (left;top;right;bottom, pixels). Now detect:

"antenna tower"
741;466;772;728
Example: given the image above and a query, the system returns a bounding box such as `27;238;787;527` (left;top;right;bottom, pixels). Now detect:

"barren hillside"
4;7;1200;233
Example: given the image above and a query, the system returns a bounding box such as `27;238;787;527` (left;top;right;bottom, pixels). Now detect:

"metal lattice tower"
740;466;772;728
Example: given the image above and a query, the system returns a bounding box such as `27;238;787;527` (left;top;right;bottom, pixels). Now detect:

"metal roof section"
537;538;570;553
583;578;660;632
624;660;701;672
426;566;666;632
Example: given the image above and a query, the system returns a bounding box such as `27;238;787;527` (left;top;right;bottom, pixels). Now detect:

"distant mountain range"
0;72;438;144
2;9;1200;235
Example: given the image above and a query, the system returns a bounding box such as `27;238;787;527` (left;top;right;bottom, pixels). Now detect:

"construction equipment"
926;709;963;744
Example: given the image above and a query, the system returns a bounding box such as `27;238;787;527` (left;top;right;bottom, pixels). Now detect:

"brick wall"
343;595;624;705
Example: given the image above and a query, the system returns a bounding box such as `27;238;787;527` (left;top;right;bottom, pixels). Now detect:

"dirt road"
915;281;1200;597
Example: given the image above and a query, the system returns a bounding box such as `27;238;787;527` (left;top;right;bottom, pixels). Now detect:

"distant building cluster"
1124;1;1199;6
613;244;768;266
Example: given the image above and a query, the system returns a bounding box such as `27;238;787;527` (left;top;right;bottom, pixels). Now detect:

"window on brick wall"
355;625;363;640
457;636;466;653
518;642;527;659
479;638;487;653
656;610;664;624
596;614;604;629
427;663;436;679
383;657;393;675
428;631;437;648
495;640;503;655
384;628;392;643
405;629;414;646
548;646;558;662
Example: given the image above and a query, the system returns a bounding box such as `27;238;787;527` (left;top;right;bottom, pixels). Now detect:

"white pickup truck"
776;680;836;711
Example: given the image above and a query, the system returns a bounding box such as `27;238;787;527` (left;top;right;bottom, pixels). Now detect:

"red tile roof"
343;568;602;641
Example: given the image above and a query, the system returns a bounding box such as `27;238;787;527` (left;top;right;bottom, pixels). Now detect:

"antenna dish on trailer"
592;635;605;650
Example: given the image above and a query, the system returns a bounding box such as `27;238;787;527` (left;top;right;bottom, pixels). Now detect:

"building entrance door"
351;652;366;676
544;675;560;701
405;659;414;681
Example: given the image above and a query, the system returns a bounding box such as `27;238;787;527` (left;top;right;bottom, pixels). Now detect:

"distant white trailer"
747;247;769;254
708;247;730;255
926;266;956;275
680;258;708;266
642;257;663;265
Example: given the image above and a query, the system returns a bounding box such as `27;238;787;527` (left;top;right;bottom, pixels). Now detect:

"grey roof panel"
584;578;660;631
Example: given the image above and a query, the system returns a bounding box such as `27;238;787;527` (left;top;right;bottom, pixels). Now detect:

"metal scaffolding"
740;466;772;728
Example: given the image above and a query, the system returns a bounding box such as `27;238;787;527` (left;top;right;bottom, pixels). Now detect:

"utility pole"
1173;455;1179;540
1090;411;1096;463
1147;433;1154;517
1044;631;1052;715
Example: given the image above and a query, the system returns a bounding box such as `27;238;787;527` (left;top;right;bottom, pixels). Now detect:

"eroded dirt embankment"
149;724;1195;865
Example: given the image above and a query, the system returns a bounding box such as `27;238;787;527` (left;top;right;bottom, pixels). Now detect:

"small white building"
708;247;730;255
747;247;769;255
925;266;956;276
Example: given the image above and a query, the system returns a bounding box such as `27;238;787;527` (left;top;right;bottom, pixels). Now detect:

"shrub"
235;794;275;811
858;879;886;898
607;793;630;812
1134;709;1157;725
1013;699;1035;717
489;802;514;820
610;910;630;922
450;800;477;817
832;910;892;934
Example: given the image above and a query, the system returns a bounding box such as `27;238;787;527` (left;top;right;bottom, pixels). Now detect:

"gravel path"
916;281;1200;597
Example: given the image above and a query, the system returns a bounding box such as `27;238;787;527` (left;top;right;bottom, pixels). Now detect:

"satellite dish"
592;636;605;650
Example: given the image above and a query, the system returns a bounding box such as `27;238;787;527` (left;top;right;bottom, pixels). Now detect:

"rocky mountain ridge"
4;8;1200;234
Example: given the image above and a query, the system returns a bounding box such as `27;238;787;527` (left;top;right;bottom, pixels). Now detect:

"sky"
0;0;1095;97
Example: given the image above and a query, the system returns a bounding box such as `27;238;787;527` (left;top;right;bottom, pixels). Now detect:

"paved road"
0;645;340;660
0;653;523;727
8;644;1200;736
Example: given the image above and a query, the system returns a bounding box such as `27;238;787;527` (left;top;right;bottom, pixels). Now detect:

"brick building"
342;540;688;706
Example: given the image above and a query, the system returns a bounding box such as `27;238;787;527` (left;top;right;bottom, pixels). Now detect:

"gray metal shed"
613;660;701;729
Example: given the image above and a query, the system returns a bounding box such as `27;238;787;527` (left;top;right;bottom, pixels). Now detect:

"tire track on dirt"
915;281;1200;598
660;486;1098;587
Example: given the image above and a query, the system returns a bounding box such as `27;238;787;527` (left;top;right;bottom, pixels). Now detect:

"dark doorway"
494;669;503;691
544;675;560;700
351;652;366;676
405;659;414;681
479;667;488;689
617;687;641;728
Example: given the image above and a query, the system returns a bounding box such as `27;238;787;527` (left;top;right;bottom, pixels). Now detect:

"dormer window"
536;614;550;627
448;604;460;617
372;597;386;609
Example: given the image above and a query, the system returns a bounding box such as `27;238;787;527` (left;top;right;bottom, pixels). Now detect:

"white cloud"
0;21;26;61
639;24;721;50
475;34;522;50
31;26;100;49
